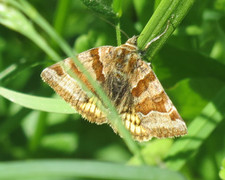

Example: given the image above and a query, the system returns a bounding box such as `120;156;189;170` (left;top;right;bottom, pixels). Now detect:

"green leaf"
80;0;116;17
112;0;122;18
0;87;75;114
154;45;225;88
0;160;186;180
41;133;78;154
167;78;225;120
129;139;173;165
165;86;225;171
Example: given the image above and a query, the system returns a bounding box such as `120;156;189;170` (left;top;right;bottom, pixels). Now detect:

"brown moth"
41;36;187;141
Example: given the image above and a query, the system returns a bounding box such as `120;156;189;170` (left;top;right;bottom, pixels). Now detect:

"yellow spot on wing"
95;108;101;118
125;119;130;129
90;103;96;113
136;126;141;134
130;123;135;133
85;103;91;112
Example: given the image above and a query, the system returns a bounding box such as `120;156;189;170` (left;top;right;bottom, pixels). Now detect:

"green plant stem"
53;0;70;35
113;0;122;45
115;19;122;46
138;0;195;61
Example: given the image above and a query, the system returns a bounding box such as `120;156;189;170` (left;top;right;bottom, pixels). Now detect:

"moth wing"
124;59;187;141
41;46;115;124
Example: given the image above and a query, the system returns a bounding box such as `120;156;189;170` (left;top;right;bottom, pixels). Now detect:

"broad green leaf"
167;78;224;120
154;45;225;88
165;86;225;170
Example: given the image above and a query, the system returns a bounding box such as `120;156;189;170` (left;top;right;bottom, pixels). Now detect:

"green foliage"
0;0;225;179
220;158;225;180
81;0;116;18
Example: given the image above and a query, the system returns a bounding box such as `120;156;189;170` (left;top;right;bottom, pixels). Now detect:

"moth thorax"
113;71;126;82
108;71;130;106
123;53;139;73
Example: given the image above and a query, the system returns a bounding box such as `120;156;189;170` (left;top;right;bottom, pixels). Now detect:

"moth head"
125;36;138;46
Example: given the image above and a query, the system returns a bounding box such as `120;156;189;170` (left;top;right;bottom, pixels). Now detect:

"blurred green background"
0;0;225;180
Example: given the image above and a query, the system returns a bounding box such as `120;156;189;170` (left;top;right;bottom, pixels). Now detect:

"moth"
41;36;187;142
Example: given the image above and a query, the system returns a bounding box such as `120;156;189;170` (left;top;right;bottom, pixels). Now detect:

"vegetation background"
0;0;225;180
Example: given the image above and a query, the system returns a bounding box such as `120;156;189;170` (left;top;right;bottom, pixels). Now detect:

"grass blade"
0;87;75;114
0;160;186;180
0;2;61;61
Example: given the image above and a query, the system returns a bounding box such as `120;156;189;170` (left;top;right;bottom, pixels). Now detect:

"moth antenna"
97;16;129;39
144;20;170;51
